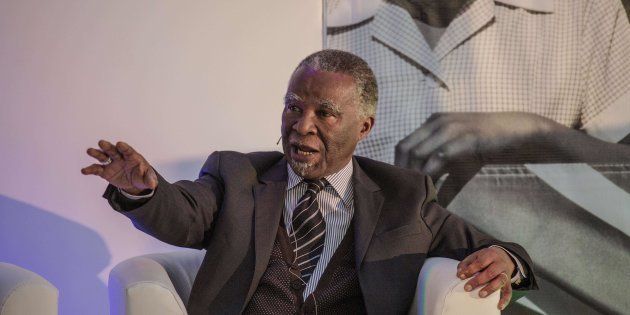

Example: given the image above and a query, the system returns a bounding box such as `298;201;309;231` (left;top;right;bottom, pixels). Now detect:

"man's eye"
287;105;301;112
319;111;334;117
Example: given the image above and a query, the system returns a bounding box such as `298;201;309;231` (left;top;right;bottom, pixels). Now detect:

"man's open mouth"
291;143;319;157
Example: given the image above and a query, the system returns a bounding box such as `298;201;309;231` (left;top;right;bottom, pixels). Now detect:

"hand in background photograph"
394;111;630;178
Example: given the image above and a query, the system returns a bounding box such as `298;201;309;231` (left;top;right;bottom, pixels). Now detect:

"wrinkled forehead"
286;66;358;102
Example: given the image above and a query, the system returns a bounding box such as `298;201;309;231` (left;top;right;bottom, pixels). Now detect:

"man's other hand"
457;247;516;310
394;112;558;177
81;140;158;195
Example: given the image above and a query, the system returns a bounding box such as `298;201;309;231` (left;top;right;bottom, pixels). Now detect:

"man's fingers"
130;164;147;189
478;277;501;298
116;141;137;159
86;148;110;163
409;125;454;161
127;162;158;190
421;134;480;175
81;164;104;176
464;261;503;291
498;277;512;310
395;113;478;170
144;167;158;189
411;122;473;171
457;248;517;310
395;132;422;168
98;140;123;161
459;249;494;279
395;120;442;167
420;153;446;176
457;252;478;278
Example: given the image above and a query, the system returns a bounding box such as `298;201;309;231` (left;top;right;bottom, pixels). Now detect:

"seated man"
82;49;536;314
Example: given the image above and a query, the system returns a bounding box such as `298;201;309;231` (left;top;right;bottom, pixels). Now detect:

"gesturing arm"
82;140;224;249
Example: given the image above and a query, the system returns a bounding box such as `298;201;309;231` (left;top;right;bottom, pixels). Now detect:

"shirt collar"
495;0;554;13
286;160;354;206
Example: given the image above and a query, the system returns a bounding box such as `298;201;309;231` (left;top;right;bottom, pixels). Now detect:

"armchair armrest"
0;262;58;315
108;250;204;315
409;257;500;315
110;253;499;314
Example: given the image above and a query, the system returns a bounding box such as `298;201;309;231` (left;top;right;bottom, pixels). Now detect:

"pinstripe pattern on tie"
289;179;327;283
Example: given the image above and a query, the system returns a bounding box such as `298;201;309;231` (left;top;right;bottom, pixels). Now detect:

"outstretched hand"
457;247;516;310
81;140;157;195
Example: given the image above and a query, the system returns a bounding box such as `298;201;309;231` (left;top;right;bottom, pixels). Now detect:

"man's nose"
293;113;317;135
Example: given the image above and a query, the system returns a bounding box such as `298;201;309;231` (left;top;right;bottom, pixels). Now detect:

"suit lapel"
243;159;287;306
242;157;384;306
352;158;384;270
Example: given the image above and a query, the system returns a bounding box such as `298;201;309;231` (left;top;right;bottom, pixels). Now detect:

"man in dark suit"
82;49;536;314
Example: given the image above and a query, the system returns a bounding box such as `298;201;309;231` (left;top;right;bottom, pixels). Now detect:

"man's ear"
358;116;375;141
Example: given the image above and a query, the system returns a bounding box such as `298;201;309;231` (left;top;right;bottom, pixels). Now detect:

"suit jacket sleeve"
103;151;225;249
421;176;538;290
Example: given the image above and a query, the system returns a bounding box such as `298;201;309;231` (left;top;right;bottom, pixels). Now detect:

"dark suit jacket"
106;151;536;314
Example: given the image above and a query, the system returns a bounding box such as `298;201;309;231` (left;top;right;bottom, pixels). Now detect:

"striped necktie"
290;178;327;283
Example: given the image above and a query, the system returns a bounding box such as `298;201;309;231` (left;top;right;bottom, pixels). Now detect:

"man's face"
281;66;374;179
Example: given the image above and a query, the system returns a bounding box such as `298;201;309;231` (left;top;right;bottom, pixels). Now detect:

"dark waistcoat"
243;223;365;314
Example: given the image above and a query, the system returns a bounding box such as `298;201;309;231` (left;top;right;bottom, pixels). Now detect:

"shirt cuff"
489;245;527;285
118;188;154;200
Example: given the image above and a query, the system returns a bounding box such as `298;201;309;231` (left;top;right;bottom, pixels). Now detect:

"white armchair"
408;257;499;315
109;252;499;315
0;262;59;315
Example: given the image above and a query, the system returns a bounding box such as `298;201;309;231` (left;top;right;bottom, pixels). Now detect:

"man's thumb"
144;168;158;190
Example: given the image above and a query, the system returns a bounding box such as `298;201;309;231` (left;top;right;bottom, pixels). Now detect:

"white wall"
0;1;322;313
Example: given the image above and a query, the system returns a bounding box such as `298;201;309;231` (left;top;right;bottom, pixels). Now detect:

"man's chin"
288;160;320;179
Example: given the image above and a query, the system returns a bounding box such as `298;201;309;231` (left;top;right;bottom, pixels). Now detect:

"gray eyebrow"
284;92;302;104
283;93;342;115
318;99;342;115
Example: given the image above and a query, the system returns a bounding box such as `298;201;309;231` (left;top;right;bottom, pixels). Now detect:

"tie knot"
304;178;327;193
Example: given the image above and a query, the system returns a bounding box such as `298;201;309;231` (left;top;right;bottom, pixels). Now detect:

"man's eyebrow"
318;99;342;115
283;93;342;115
284;93;302;104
